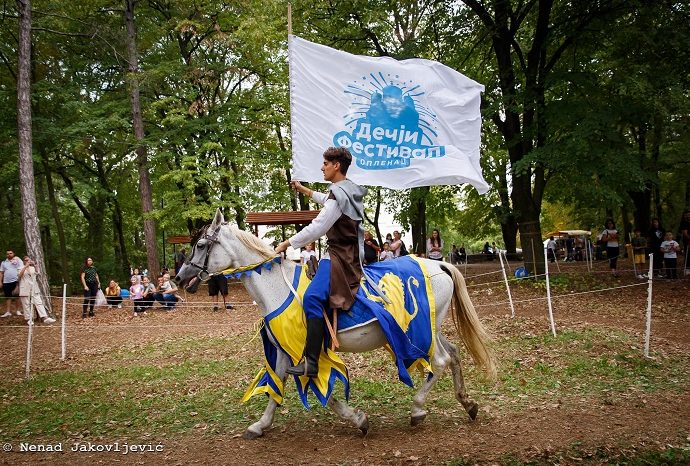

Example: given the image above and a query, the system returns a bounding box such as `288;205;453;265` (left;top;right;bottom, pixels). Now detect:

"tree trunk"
124;0;159;278
16;0;52;312
41;155;70;291
409;187;428;254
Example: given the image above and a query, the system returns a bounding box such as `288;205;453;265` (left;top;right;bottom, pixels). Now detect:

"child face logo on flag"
333;73;446;171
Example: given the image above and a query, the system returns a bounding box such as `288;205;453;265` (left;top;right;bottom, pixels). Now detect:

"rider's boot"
286;317;324;377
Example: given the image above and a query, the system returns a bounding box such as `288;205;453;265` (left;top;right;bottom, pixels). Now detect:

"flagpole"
288;3;292;35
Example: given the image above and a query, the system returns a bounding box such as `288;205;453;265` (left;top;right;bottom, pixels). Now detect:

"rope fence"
2;252;687;378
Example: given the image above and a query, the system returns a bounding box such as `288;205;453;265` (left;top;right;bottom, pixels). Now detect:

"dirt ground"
1;258;689;465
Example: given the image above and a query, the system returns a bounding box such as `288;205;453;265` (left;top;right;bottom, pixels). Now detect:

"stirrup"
286;361;317;377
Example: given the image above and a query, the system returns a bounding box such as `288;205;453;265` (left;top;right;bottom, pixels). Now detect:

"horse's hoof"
242;429;263;440
410;413;427;426
359;415;369;436
467;402;479;420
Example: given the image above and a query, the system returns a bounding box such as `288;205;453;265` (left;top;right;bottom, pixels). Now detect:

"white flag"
289;35;488;193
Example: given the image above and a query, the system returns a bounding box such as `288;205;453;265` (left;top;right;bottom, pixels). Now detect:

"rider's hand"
290;181;306;195
274;240;290;255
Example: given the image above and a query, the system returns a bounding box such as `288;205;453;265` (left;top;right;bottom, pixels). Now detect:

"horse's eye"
197;242;206;249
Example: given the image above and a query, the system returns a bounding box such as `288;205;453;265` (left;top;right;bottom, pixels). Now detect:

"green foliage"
0;0;688;286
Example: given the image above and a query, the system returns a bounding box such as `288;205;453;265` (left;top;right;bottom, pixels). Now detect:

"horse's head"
174;208;276;293
175;209;234;293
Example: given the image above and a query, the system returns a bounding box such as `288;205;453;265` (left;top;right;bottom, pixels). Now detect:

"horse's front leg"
243;352;289;439
327;397;369;436
410;335;451;426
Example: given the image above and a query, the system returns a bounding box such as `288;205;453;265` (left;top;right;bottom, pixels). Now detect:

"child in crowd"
379;242;394;261
660;232;680;279
300;242;317;265
631;229;648;279
129;275;145;316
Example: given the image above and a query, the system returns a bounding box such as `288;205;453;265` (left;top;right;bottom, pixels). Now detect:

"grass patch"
0;326;688;441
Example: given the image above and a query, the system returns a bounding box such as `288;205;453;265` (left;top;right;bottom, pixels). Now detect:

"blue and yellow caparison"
242;255;436;409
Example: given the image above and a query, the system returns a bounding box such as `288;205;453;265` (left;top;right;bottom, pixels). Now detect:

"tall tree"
16;0;51;310
124;0;159;277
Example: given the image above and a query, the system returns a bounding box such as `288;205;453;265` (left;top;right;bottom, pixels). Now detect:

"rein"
187;223;285;282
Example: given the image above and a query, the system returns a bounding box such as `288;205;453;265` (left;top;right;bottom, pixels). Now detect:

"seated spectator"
129;275;146;316
153;273;182;310
104;279;123;308
451;245;459;264
482;242;494;261
379;242;394;261
459;245;467;264
18;256;55;325
140;276;156;310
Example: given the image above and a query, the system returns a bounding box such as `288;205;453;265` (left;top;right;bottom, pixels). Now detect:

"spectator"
482;242;493;261
130;267;142;284
300;242;317;265
154;273;181;310
426;229;444;261
459;245;467;264
631;229;647;278
379;242;394;261
363;231;380;265
385;233;393;244
129;275;146;316
209;274;233;311
0;250;23;318
104;279;123;308
660;232;680;279
450;245;459;264
647;218;665;278
601;219;620;276
175;249;187;275
565;235;575;262
18;256;55;325
546;236;557;263
80;257;100;318
140;275;156;311
390;231;404;257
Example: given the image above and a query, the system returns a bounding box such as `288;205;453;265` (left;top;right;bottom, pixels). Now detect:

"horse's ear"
210;208;224;229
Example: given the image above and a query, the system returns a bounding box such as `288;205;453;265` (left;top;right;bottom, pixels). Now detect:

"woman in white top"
18;256;55;324
426;229;444;261
601;219;620;276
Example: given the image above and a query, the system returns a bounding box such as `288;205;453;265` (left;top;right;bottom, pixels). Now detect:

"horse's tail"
441;264;497;381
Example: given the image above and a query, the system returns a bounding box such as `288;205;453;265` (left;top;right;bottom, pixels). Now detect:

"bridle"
185;224;222;282
185;223;283;283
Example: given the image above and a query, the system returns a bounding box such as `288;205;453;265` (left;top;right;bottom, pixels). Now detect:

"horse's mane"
229;225;276;260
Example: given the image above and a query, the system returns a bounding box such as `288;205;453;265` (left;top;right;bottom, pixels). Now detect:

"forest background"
1;0;688;293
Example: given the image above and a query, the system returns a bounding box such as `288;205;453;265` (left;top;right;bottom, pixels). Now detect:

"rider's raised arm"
310;191;329;206
288;197;342;250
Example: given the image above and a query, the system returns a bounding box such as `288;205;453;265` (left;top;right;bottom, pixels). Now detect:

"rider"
274;147;367;377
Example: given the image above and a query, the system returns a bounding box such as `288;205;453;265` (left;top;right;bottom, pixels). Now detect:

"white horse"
175;210;496;439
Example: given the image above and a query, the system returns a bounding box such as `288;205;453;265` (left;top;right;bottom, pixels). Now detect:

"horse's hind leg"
410;336;451;426
243;352;289;439
440;334;479;420
327;397;369;436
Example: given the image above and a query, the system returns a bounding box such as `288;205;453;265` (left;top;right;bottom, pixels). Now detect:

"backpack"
399;242;409;256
